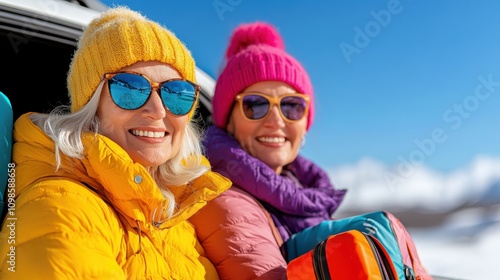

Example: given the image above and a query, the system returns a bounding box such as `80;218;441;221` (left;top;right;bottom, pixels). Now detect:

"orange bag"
287;229;398;280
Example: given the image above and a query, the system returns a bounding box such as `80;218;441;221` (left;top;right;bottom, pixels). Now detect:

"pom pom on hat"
213;21;314;130
67;6;197;119
225;22;285;59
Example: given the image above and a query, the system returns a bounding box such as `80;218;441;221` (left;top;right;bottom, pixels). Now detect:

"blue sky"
101;0;500;173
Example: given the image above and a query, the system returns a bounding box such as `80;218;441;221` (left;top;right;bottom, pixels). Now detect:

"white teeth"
131;129;165;138
258;137;285;143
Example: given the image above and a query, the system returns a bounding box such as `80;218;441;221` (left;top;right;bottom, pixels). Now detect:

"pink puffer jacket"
189;186;287;280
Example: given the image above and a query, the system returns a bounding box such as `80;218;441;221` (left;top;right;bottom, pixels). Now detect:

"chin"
132;155;165;168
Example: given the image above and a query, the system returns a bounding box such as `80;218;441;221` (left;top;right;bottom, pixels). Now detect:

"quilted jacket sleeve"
0;179;125;279
189;187;287;280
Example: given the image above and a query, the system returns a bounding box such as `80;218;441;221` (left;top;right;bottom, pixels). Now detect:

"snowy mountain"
328;155;500;215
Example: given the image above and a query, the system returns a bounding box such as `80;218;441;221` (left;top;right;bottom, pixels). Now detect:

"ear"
300;133;307;149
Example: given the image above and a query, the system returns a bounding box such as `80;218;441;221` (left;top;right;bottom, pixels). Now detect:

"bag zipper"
312;239;331;280
363;233;397;280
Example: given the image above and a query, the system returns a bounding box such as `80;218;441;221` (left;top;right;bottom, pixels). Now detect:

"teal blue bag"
285;211;431;280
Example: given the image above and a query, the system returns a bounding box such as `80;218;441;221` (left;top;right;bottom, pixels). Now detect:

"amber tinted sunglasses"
235;92;309;122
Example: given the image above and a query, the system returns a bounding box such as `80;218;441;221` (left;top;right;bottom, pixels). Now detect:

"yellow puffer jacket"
0;113;232;279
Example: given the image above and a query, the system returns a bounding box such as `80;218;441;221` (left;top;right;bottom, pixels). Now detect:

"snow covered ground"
411;207;500;280
328;155;500;280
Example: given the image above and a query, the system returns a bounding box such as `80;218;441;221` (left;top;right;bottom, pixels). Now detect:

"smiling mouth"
257;136;286;143
131;129;166;138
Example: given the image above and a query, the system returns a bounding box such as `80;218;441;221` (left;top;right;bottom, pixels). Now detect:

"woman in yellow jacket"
0;7;230;279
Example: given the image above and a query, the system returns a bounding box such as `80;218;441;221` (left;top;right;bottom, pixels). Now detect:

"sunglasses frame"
234;92;310;122
103;71;200;116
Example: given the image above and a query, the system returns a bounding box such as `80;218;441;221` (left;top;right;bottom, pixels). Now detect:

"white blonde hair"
30;81;208;219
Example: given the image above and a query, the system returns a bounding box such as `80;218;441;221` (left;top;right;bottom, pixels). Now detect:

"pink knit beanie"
213;21;314;130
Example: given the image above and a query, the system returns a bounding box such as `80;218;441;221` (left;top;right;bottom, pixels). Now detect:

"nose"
263;104;285;128
141;89;167;119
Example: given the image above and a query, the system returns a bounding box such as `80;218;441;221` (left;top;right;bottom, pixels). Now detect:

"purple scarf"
203;126;347;242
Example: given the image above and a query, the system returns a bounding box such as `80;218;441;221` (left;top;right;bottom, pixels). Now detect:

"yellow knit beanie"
67;6;196;115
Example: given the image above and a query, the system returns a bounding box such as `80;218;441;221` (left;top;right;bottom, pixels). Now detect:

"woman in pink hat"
190;22;347;278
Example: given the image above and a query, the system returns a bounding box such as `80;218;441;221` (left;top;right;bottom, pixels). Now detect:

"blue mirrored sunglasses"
104;72;199;116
